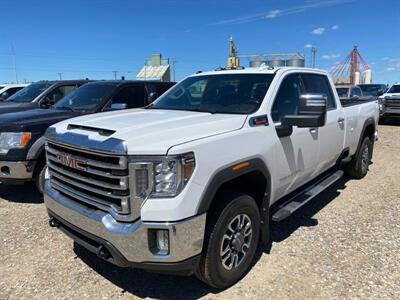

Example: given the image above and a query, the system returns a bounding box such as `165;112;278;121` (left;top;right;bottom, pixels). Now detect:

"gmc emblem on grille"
56;154;87;171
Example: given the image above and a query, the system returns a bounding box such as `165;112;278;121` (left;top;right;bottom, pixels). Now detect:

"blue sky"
0;0;399;84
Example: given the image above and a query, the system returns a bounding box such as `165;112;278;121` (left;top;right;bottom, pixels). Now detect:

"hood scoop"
67;124;116;137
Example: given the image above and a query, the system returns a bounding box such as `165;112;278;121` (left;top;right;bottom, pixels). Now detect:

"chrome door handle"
309;128;317;134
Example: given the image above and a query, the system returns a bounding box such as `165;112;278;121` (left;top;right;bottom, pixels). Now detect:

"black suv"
0;80;175;192
0;80;91;114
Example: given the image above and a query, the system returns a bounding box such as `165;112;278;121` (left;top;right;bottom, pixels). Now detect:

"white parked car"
0;83;29;101
43;67;379;288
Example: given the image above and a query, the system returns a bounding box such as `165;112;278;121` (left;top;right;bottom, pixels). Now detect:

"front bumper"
0;160;35;182
380;106;400;116
44;181;206;273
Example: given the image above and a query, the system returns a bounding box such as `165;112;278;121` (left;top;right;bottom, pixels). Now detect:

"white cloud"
331;25;339;30
208;0;355;26
266;10;280;18
322;53;340;59
311;27;325;35
304;44;313;48
382;57;390;61
386;67;395;71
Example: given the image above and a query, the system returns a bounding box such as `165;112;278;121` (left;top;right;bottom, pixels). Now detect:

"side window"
112;85;146;108
301;74;336;109
271;74;303;122
352;87;362;96
154;84;173;98
46;85;77;104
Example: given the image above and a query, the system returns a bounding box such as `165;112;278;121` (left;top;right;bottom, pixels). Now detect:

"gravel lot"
1;122;399;300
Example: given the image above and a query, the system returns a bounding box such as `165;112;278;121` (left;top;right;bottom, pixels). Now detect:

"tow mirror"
276;94;327;138
377;89;384;96
40;98;52;109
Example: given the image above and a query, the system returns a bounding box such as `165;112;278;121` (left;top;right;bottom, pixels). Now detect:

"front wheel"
195;192;260;288
34;162;46;194
345;137;372;179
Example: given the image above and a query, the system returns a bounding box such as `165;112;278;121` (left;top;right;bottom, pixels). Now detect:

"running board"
272;170;344;222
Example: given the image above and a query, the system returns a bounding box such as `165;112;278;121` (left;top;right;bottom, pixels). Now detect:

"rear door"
270;72;320;198
301;73;345;172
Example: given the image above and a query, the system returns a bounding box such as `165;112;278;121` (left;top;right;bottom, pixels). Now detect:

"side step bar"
272;170;344;222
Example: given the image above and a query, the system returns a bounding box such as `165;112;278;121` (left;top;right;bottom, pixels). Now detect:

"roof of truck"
193;66;329;76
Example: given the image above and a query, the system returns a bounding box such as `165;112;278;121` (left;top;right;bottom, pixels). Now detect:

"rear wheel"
345;136;372;179
195;192;260;288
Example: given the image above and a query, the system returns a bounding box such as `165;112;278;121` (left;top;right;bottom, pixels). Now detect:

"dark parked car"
357;84;387;97
0;80;175;192
0;80;91;114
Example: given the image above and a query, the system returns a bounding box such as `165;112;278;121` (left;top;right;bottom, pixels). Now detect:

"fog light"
148;229;170;255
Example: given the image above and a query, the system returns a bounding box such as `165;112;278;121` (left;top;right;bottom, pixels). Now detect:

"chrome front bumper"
44;181;206;264
0;160;35;180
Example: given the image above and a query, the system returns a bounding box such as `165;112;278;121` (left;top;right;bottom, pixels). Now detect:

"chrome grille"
45;141;132;219
386;99;400;108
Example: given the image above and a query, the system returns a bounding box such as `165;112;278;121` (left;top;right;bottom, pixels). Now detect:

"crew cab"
0;80;90;114
357;83;387;97
0;83;29;101
43;67;379;288
0;80;175;193
378;82;400;121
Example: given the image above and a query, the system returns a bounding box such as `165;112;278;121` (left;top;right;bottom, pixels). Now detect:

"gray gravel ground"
1;122;399;300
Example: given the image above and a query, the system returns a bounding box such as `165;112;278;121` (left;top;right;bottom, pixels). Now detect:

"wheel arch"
196;158;271;243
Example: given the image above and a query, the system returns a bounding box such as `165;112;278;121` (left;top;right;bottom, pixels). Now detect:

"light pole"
57;73;62;80
112;71;118;80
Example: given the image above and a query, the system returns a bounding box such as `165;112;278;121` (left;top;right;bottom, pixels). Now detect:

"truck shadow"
0;183;43;203
73;176;350;299
380;117;400;126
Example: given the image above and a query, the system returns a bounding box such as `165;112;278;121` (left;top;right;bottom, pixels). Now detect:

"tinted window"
45;85;78;104
358;84;386;96
53;84;115;111
6;83;52;103
388;85;400;93
150;74;274;114
0;87;23;100
271;74;303;122
336;88;349;98
111;85;146;108
154;84;174;97
351;87;362;96
301;74;336;109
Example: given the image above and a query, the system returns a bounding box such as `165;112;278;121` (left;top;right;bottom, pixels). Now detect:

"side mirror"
276;94;327;137
377;89;384;96
148;92;158;103
351;95;360;100
40;98;52;109
0;92;9;101
110;103;128;110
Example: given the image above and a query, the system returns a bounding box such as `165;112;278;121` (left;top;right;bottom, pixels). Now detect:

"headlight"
129;152;195;198
0;132;31;154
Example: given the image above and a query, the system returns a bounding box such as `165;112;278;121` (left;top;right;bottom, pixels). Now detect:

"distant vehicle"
336;84;363;99
0;80;175;193
378;83;400;122
0;80;90;114
357;84;387;97
0;83;29;101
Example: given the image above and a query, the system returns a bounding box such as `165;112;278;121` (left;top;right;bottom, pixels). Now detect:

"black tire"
34;162;46;194
345;137;372;179
195;192;260;288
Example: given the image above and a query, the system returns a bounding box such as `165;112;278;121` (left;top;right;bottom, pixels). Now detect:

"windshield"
149;74;275;114
6;83;51;103
53;83;115;111
358;84;385;96
388;85;400;94
336;88;349;98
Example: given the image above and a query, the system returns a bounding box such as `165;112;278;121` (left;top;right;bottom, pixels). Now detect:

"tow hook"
97;245;111;260
49;217;60;228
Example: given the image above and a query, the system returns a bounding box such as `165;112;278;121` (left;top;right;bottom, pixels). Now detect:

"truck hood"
0;108;79;132
50;109;247;155
0;101;36;115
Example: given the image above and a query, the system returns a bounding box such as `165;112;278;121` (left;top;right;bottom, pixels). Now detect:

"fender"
196;158;272;243
354;117;376;156
26;136;46;160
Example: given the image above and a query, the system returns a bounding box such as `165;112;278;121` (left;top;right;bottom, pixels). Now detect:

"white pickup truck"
43;67;379;288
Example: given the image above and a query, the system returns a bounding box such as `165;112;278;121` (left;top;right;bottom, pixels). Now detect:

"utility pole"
311;46;317;68
11;44;18;83
112;71;118;80
57;73;63;80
